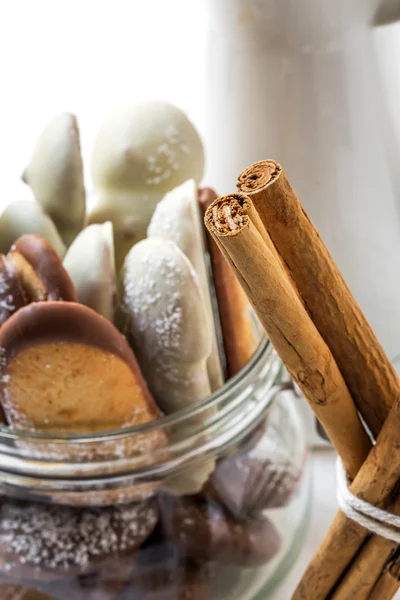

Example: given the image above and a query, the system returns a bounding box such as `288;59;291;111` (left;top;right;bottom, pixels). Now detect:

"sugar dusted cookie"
0;201;66;259
0;498;158;582
148;179;224;391
63;222;117;322
0;302;162;433
122;238;211;414
22;113;86;246
8;235;77;303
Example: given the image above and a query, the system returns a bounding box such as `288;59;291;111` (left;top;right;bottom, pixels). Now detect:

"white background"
0;1;399;209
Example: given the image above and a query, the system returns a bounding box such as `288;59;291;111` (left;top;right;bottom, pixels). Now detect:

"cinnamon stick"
293;394;400;600
198;188;256;377
331;497;400;600
237;160;400;438
204;193;371;479
368;572;400;600
330;535;397;599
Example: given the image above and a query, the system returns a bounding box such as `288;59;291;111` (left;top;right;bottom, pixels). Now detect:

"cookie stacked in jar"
0;103;310;600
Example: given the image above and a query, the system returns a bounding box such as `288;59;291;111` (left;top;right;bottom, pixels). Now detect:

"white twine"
336;457;400;543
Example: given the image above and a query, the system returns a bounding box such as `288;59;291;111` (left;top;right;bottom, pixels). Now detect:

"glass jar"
0;337;310;600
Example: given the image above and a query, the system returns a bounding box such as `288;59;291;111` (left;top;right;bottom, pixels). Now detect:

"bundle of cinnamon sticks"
203;159;400;600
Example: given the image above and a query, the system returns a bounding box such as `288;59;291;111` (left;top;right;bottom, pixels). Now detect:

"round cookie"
8;235;77;303
121;238;211;414
63;222;117;322
22;113;86;246
0;201;66;259
0;301;162;433
158;495;281;567
0;498;158;582
89;101;205;269
0;255;27;327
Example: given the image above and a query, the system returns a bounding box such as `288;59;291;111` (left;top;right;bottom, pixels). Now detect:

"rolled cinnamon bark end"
237;159;399;438
204;193;251;237
204;194;371;480
237;160;281;193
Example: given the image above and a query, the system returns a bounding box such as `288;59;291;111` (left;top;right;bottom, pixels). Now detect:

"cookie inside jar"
0;105;309;600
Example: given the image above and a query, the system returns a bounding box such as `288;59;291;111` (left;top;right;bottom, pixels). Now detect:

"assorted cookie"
63;222;117;322
121;237;211;414
8;235;77;303
0;302;161;433
0;201;66;259
22;113;86;246
148;179;224;391
0;107;302;599
0;498;158;580
158;494;281;567
89;101;205;270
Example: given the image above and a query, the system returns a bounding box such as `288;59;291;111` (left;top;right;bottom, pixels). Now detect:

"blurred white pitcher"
205;0;400;362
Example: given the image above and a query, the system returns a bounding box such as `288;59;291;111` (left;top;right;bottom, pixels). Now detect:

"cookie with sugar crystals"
0;301;162;433
148;179;224;392
121;237;212;415
0;498;158;582
8;235;77;303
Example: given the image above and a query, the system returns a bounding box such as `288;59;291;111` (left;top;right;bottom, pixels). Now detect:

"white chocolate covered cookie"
0;201;65;259
148;179;224;392
22;113;86;246
63;222;116;322
89;101;205;269
121;238;211;414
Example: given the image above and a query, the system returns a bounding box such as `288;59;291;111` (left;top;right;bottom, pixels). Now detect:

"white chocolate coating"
23;113;86;246
89;101;205;270
122;238;211;414
91;101;204;194
0;201;65;258
148;180;224;391
63;222;116;322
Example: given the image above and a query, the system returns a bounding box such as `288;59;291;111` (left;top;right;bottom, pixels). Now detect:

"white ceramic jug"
205;0;400;362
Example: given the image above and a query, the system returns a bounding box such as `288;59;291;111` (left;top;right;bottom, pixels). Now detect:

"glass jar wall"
0;338;310;600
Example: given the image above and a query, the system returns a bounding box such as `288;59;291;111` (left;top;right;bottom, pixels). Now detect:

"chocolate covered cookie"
8;235;77;303
0;255;27;327
204;452;299;518
158;495;281;567
0;302;162;433
0;499;158;582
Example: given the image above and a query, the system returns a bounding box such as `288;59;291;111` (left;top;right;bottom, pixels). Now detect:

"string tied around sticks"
336;457;400;543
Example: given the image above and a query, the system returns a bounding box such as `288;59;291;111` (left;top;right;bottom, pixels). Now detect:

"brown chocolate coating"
8;235;77;302
204;453;299;518
0;302;162;432
0;301;142;369
0;498;158;582
158;495;281;567
0;255;27;325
